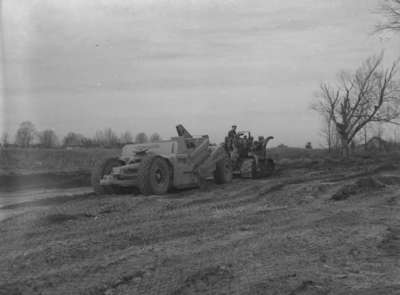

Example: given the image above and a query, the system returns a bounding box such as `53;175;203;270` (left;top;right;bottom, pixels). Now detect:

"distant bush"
38;129;59;148
135;132;148;143
120;131;133;145
150;133;162;142
94;128;119;148
63;132;85;147
15;121;36;147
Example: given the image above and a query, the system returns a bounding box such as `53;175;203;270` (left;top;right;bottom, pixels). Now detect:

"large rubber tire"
138;156;171;196
91;157;124;195
214;156;233;184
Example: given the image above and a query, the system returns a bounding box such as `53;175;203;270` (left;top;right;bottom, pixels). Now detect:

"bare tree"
103;128;119;147
135;132;148;143
312;93;341;152
360;125;370;150
94;128;119;147
149;133;162;142
313;106;336;152
94;130;105;146
63;132;85;147
394;127;400;143
321;116;333;152
372;122;385;138
1;132;9;147
356;123;385;151
313;55;400;156
15;121;36;147
120;131;133;145
38;129;59;148
377;0;400;32
81;137;95;148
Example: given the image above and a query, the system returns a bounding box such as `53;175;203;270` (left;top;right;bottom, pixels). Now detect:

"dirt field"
1;156;400;295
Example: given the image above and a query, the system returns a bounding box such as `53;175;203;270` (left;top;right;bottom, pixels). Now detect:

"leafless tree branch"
376;0;400;32
312;55;400;156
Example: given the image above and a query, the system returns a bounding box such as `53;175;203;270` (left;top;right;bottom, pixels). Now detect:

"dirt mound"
331;177;385;201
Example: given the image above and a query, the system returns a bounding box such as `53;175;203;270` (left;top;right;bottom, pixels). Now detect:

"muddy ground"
1;158;400;295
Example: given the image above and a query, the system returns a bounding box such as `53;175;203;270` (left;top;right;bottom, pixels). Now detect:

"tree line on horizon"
0;121;162;148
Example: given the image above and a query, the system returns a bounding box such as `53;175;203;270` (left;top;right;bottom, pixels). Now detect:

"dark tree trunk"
342;140;350;157
364;128;368;151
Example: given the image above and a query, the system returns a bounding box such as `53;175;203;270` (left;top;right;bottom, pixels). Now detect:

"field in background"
2;146;400;191
0;146;322;175
269;146;400;168
3;146;400;173
0;146;329;174
0;148;119;191
268;147;327;159
0;147;119;175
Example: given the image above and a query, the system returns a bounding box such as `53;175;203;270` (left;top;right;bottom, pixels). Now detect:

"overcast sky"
1;0;399;146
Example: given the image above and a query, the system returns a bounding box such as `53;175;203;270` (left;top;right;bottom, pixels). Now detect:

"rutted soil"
1;162;400;295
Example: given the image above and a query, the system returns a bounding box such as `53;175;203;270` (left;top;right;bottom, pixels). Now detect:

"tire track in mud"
160;169;337;213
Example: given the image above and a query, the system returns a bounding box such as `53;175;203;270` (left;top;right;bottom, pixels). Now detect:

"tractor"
224;131;275;179
91;125;232;195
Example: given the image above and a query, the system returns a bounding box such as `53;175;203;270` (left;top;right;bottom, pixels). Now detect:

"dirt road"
1;161;400;294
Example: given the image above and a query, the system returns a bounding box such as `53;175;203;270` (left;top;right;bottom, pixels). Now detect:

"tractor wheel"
138;156;171;196
91;157;124;195
214;156;233;184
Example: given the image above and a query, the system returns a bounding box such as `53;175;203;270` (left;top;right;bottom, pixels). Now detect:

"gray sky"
1;0;399;146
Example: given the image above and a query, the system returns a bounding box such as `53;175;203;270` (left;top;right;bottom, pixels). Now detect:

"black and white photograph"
1;0;400;294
